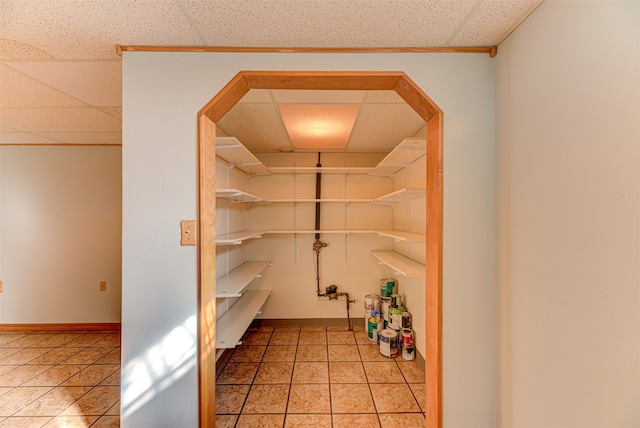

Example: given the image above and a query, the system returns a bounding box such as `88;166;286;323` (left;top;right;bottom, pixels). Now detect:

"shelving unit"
216;290;271;348
268;166;373;174
216;262;270;298
371;250;426;277
369;137;426;176
213;135;427;353
267;229;374;234
264;198;374;203
216;137;270;176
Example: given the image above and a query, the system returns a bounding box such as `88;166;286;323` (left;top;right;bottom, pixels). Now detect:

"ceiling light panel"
279;104;360;150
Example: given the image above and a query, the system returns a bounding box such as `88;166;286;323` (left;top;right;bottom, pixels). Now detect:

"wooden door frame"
197;70;443;428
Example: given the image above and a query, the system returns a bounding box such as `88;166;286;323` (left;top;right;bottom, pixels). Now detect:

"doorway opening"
197;71;443;427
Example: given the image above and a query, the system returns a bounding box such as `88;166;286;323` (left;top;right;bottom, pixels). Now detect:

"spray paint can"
379;278;396;298
379;329;399;358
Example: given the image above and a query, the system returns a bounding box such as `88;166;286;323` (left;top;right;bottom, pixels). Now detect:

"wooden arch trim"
197;70;443;428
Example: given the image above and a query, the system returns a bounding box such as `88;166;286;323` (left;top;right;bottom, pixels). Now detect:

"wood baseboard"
0;323;121;332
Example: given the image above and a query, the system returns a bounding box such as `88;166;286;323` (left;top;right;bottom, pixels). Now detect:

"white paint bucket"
364;294;380;310
378;329;399;358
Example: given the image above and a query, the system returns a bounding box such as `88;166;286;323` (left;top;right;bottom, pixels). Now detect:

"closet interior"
213;89;428;361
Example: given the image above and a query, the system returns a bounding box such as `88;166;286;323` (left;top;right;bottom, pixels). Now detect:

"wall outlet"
99;281;107;291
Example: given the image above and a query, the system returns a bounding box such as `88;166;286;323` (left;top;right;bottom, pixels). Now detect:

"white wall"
122;52;495;427
495;1;640;427
0;146;121;323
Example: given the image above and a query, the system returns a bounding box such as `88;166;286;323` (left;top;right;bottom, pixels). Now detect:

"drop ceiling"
0;0;544;151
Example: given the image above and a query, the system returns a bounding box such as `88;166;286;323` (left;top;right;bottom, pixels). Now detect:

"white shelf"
375;230;426;242
216;188;262;203
216;290;271;348
268;166;374;174
265;198;373;203
216;137;270;176
216;230;265;245
267;229;374;234
372;250;425;277
374;187;426;203
370;138;426;176
216;262;270;298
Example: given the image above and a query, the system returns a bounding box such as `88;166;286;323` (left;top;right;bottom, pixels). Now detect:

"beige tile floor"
216;325;426;428
0;330;120;428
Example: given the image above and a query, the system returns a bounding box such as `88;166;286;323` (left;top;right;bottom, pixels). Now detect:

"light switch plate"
180;220;198;246
0;281;3;292
99;281;107;291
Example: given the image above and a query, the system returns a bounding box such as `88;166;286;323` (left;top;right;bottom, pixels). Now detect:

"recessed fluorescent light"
279;104;359;150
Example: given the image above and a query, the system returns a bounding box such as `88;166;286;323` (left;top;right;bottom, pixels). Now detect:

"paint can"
401;328;414;347
401;311;412;329
367;317;383;342
364;294;380;310
402;345;415;361
364;308;380;329
390;293;403;309
389;308;404;331
379;329;399;358
381;297;391;321
379;278;396;297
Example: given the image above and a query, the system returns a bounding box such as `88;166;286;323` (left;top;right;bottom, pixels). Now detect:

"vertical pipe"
315;152;321;240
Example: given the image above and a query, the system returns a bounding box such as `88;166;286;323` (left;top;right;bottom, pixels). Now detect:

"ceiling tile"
0;132;61;145
364;90;408;104
33;132;122;145
97;107;123;120
7;60;122;106
0;38;55;60
238;89;273;103
182;0;477;47
0;0;203;60
273;90;365;104
0;107;122;133
0;63;86;108
347;103;425;151
449;0;544;46
216;103;292;152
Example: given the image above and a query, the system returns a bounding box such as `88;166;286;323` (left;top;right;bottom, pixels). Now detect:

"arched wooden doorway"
197;71;443;427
